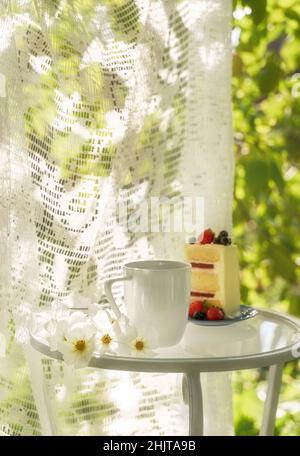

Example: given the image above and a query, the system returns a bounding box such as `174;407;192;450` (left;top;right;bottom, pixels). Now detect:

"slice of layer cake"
185;229;240;318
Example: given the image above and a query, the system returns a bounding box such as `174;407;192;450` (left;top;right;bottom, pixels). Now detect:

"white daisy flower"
112;314;157;357
93;309;119;355
47;311;89;352
96;331;118;355
58;321;95;368
129;336;155;358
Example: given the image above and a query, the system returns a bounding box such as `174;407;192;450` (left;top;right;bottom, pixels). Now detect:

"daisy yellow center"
134;340;145;351
101;334;112;345
74;339;86;352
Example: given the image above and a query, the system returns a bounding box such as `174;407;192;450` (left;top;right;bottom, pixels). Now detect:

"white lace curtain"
0;0;233;435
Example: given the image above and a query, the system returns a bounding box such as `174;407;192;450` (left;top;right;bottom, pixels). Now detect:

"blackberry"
193;311;206;320
219;230;228;237
214;230;232;245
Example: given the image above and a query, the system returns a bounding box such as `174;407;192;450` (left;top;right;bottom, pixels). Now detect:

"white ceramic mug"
104;260;191;348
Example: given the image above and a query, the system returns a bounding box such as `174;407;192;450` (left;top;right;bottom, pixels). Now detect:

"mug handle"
104;276;132;318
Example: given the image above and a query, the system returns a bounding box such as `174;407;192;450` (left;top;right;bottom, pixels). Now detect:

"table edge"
30;306;300;373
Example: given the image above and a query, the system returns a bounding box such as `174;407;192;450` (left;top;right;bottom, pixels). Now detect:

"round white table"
30;307;300;436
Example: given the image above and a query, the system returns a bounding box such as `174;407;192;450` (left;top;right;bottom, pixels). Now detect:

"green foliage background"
232;0;300;436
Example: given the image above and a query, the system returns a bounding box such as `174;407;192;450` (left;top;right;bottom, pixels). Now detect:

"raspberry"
189;301;204;318
206;307;225;321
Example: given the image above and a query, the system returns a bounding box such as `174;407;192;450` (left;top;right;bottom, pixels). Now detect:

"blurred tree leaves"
233;0;300;316
242;0;267;25
257;55;283;95
244;156;269;196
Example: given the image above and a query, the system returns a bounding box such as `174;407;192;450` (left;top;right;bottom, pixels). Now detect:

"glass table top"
159;310;300;359
31;308;300;368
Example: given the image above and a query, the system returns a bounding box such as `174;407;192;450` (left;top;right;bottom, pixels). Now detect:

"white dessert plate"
188;305;258;326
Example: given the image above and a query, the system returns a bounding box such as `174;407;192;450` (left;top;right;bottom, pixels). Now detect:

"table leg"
260;364;284;436
182;371;203;436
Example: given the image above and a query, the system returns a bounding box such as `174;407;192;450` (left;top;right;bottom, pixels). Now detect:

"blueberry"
188;236;197;244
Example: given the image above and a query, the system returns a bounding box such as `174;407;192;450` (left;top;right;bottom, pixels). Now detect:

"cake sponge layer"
185;243;221;262
191;271;219;292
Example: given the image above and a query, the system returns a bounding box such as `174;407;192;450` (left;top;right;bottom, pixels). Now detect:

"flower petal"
113;314;137;343
65;321;95;341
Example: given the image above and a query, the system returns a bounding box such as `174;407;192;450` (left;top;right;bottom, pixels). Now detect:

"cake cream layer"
184;243;240;317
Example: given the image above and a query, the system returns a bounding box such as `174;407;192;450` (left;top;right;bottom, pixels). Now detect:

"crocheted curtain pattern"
0;0;233;435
